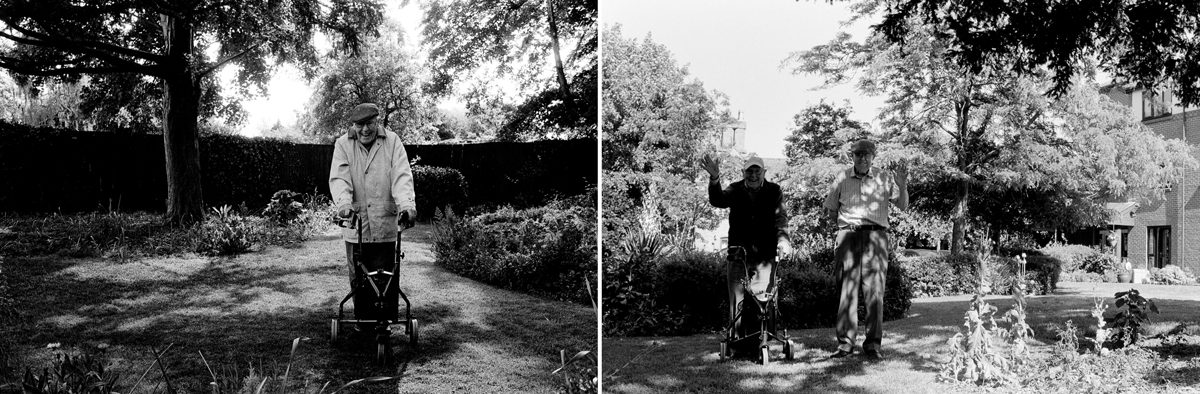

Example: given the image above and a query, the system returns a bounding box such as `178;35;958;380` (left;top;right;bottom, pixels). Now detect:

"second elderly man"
823;139;908;360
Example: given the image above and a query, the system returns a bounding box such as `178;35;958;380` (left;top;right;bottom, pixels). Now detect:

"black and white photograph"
601;0;1200;393
0;0;597;393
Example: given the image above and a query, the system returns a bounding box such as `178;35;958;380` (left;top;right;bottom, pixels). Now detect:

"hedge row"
0;121;595;214
899;252;1061;297
603;246;914;337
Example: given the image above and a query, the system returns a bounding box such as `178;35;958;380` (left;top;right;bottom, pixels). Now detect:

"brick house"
1101;83;1200;278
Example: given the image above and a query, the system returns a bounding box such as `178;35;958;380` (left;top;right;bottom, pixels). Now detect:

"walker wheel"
329;319;339;342
760;347;771;366
376;342;390;365
719;341;728;362
785;340;796;361
409;319;419;346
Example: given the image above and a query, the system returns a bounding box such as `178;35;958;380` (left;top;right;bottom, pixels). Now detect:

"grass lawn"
0;224;596;393
603;282;1200;393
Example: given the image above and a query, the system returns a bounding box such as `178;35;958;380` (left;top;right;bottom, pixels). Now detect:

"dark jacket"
708;180;789;261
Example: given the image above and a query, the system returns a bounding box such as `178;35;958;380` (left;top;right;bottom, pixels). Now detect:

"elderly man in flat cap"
329;102;417;324
823;138;908;360
701;154;792;357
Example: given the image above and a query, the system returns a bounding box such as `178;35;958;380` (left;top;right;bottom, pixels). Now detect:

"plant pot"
1117;272;1132;283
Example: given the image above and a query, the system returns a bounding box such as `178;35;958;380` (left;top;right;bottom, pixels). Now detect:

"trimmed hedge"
0;121;595;214
412;165;468;221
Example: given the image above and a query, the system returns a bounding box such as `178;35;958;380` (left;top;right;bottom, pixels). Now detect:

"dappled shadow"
605;292;1200;393
3;225;593;393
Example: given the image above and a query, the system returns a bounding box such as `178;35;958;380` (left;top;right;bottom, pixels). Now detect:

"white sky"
603;0;885;159
220;0;429;137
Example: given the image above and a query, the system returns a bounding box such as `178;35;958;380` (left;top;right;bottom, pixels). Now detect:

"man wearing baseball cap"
329;102;418;324
700;153;792;357
823;138;908;360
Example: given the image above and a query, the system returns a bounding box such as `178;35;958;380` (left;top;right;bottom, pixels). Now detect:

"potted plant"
1116;259;1133;283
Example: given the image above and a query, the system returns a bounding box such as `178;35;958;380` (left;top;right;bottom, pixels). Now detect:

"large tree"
787;13;1195;254
301;19;435;143
783;100;866;165
602;25;736;247
421;0;596;140
0;0;383;224
873;0;1200;104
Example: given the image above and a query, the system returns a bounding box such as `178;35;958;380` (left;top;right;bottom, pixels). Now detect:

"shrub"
603;243;915;336
197;205;258;256
262;190;305;225
413;165;468;221
1079;253;1119;275
902;254;980;297
1147;265;1197;285
1040;244;1099;273
434;195;596;305
1104;289;1160;348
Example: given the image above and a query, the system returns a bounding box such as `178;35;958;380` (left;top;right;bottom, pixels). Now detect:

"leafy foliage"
786;7;1197;253
20;353;119;394
601;25;737;252
1147;265;1199;285
1105;289;1160;348
0;0;385;224
198;205;257;256
783;100;866;165
412;165;469;221
938;294;1018;387
421;0;597;140
432;196;597;305
262;190;305;225
300;19;436;144
877;0;1200;105
603;243;915;337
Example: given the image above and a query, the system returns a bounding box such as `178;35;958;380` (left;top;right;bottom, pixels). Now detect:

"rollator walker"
329;210;418;365
719;246;796;365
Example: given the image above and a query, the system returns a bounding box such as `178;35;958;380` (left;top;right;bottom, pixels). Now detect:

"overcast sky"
603;0;885;158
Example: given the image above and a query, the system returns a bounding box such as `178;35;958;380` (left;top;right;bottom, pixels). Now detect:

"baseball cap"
743;156;766;170
348;103;380;123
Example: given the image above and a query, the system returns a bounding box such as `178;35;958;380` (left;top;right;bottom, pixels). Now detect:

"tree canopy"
602;24;736;247
301;19;436;144
421;0;596;140
783;100;866;165
0;0;383;223
874;0;1200;105
786;8;1197;253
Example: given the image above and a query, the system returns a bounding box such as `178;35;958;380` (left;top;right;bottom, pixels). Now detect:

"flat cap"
348;103;380;123
849;139;877;154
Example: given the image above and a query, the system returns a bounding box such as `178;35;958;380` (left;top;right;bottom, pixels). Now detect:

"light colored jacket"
329;128;416;243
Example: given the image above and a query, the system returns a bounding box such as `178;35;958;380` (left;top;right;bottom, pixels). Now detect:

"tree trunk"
951;176;969;255
161;15;204;225
546;0;570;98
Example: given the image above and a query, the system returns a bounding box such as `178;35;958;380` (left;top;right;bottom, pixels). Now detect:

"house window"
1142;86;1173;120
1147;226;1171;268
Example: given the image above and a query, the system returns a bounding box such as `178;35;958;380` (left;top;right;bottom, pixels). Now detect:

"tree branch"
0;15;166;63
0;56;156;77
0;30;156;74
198;40;266;77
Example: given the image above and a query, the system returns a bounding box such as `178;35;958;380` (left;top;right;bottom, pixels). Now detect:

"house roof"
1106;201;1139;227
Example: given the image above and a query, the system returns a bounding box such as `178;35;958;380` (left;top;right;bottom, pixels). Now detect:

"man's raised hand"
700;154;721;180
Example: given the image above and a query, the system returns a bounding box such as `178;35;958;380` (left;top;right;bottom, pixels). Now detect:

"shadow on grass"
605;292;1200;393
4;233;596;394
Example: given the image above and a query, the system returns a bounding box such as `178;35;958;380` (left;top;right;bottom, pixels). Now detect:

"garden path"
5;224;595;393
